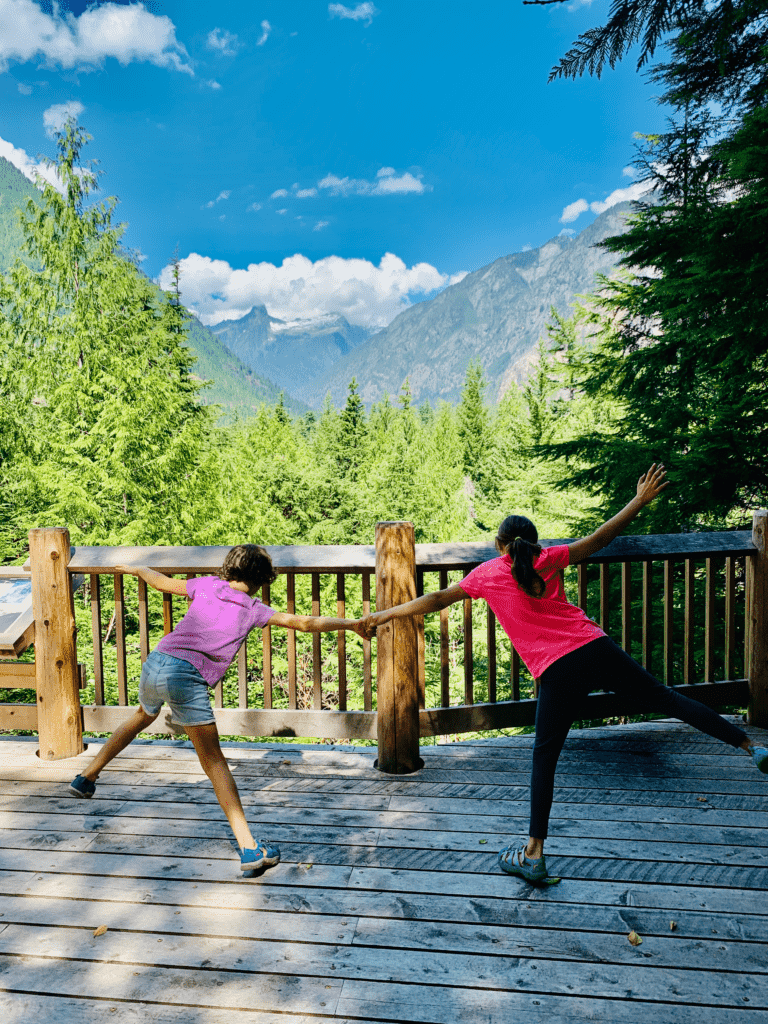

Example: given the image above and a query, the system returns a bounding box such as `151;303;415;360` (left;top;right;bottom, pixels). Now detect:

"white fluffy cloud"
329;3;378;24
271;188;290;199
257;20;271;46
313;220;330;231
318;167;429;196
0;132;62;190
0;0;192;75
207;28;238;55
560;179;653;223
203;189;230;209
43;100;85;137
159;251;465;329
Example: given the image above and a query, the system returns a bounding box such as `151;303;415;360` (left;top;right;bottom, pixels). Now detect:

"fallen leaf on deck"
628;930;642;946
93;925;108;937
479;839;487;844
281;760;291;765
670;920;678;931
697;796;708;802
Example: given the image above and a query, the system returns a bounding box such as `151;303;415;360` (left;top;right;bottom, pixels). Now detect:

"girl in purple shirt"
70;544;369;874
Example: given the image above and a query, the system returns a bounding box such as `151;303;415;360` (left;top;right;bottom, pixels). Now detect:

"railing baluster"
287;573;297;710
724;556;736;681
704;556;716;682
262;582;272;710
511;645;520;702
137;577;149;664
114;573;128;705
642;561;652;672
577;563;588;611
621;561;631;653
90;574;104;705
487;607;497;704
684;558;695;684
336;573;346;712
463;594;473;706
663;560;674;684
416;568;426;709
237;639;248;708
599;563;609;633
362;571;372;711
162;590;173;636
311;573;322;710
439;568;450;707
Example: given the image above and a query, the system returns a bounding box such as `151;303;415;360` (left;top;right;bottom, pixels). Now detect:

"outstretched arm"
359;582;467;637
268;612;370;640
568;463;668;565
116;565;188;596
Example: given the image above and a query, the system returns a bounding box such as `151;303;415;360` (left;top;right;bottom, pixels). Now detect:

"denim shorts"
139;650;215;727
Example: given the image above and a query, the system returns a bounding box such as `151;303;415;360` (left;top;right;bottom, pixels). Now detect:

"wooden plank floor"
1;717;768;1023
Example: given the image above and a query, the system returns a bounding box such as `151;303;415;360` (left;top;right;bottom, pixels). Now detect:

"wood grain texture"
1;721;767;1023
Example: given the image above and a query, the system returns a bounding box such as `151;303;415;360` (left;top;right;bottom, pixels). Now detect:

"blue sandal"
240;839;281;872
751;746;768;774
69;774;96;799
498;843;548;883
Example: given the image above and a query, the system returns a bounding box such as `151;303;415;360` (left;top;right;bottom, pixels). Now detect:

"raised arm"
567;463;668;565
115;565;188;596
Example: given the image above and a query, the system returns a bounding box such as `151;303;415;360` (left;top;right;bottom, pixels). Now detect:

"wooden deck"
1;718;768;1023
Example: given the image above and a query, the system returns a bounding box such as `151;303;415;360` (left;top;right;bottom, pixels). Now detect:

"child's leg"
184;722;258;850
80;707;159;781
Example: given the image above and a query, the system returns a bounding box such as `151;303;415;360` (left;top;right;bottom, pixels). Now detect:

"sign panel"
0;570;83;658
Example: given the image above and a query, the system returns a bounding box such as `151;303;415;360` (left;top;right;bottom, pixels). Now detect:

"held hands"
353;613;379;640
636;463;669;506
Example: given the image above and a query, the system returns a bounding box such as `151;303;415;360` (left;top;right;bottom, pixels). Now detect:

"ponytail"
496;515;545;598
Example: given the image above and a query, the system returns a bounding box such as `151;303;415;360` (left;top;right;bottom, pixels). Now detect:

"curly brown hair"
220;544;277;588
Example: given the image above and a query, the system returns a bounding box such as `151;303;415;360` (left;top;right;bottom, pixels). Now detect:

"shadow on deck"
1;717;767;1023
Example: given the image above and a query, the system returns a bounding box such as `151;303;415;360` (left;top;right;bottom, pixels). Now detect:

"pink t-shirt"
155;576;274;686
459;545;604;679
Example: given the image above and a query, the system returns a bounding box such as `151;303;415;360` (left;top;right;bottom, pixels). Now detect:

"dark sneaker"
498;843;548;883
751;746;768;774
240;839;281;872
69;774;96;799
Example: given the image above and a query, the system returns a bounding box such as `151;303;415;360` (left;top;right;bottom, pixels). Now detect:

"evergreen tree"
457;359;490;482
523;340;557;447
335;378;369;482
0;122;210;552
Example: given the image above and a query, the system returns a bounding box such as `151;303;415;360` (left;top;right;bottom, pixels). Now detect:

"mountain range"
1;151;630;414
210;202;631;408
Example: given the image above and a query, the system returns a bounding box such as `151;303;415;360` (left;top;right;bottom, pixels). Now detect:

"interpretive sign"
0;569;83;658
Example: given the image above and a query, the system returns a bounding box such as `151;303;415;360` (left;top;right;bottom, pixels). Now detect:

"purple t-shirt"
155;576;274;686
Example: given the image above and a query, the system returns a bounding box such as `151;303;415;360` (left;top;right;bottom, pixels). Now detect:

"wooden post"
374;521;422;774
29;527;83;760
747;510;768;726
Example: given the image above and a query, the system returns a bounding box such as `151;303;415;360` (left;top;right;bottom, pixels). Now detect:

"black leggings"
529;635;748;838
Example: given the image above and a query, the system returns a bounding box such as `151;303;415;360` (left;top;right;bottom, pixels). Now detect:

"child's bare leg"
81;707;159;781
185;722;256;850
526;837;545;859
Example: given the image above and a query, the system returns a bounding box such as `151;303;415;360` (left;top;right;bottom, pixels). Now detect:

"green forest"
0;0;765;735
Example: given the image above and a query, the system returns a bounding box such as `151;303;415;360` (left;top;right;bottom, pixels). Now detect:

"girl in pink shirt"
70;544;369;875
364;465;764;883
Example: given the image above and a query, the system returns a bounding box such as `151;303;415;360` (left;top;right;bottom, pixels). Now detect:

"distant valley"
1;151;630;415
209;202;631;408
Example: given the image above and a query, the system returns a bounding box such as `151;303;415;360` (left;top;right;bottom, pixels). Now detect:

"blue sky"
0;0;664;328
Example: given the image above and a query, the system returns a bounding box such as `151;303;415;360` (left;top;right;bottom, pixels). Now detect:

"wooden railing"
1;512;766;773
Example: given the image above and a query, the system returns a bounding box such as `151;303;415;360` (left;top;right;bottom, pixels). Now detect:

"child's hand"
115;564;140;577
354;615;378;640
636;463;668;505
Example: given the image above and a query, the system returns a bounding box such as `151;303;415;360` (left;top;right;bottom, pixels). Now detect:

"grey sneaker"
498;843;548;883
751;746;768;774
69;774;96;799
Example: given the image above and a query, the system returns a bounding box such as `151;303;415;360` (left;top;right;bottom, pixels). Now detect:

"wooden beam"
60;529;756;576
29;527;82;760
0;703;37;730
81;704;377;740
375;521;422;774
747;509;768;726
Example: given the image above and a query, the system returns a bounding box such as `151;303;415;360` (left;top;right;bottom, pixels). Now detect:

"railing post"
29;527;83;760
374;521;423;774
747;509;768;726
